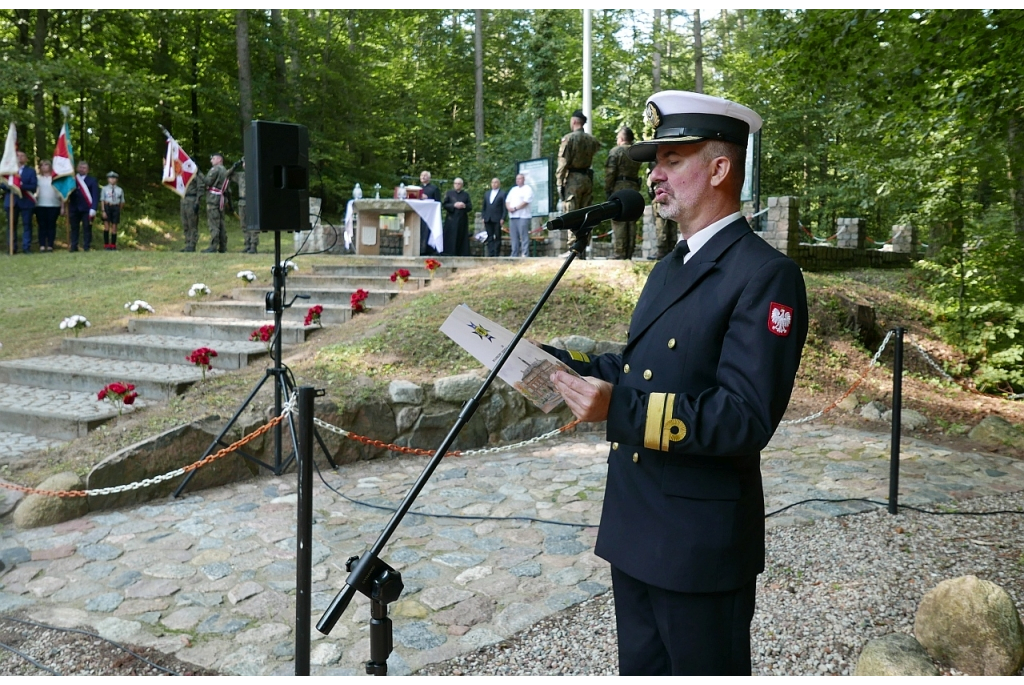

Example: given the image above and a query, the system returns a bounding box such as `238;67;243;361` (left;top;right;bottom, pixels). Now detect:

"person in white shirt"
100;171;126;250
34;159;63;253
504;174;534;257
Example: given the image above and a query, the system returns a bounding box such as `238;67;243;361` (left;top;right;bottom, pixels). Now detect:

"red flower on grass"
424;258;441;276
250;324;275;352
351;289;369;314
97;381;138;417
186;347;218;382
304;304;324;327
390;268;411;291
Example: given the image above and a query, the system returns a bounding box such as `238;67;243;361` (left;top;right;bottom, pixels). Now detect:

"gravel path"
421;490;1024;676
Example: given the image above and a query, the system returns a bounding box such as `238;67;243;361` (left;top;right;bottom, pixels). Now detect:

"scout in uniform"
100;171;125;250
548;91;808;675
605;127;643;259
556;109;601;257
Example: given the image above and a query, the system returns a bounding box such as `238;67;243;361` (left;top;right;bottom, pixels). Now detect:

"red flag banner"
162;135;197;198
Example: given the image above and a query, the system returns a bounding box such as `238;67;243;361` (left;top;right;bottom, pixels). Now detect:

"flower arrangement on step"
304;304;324;327
237;270;257;285
124;300;155;315
60;314;91;337
186;347;218;382
390;268;411;290
97;381;138;417
425;258;441;276
351;289;369;314
188;283;211;298
250;324;275;353
274;260;298;274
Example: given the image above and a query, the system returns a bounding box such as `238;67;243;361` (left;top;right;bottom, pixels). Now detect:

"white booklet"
440;304;581;413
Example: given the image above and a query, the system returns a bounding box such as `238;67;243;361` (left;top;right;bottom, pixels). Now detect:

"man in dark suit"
418;170;442;255
480;177;506;257
2;151;38;254
68;161;101;252
548;91;808;675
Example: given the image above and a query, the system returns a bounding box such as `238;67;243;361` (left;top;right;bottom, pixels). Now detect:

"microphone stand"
315;211;604;675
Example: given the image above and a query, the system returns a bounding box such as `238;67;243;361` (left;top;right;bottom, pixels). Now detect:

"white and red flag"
52;120;76;201
0;122;22;198
161;130;197;197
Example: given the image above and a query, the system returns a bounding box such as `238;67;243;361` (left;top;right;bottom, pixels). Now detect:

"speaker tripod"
173;231;336;498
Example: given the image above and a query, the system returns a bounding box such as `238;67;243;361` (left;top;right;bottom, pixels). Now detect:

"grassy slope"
3;250;1023;487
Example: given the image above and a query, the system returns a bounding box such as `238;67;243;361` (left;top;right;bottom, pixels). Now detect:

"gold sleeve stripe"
644;392;668;449
568;350;591;363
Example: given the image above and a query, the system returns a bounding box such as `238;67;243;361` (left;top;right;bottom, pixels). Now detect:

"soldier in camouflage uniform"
557;109;601;256
180;169;205;252
238;160;258;253
647;162;679;259
605;127;643;259
202;153;229;253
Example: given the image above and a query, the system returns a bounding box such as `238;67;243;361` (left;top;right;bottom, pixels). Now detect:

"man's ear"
708;155;731;188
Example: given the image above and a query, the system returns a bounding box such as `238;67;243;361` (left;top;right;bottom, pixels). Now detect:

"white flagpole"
583;10;593;135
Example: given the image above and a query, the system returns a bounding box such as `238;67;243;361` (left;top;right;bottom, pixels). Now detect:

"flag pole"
8;192;13;256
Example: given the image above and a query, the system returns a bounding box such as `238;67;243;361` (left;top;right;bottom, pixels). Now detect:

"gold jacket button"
623;363;630;373
632;452;639;463
611;442;619;450
643;369;652;380
668;338;676;349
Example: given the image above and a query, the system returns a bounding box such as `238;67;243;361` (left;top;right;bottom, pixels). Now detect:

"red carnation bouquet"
351;289;369;313
186;347;218;382
304;304;324;327
390;268;411;290
250;324;275;352
97;381;138;417
425;258;441;276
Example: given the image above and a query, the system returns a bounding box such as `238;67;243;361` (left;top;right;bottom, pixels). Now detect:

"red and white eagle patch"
768;302;793;337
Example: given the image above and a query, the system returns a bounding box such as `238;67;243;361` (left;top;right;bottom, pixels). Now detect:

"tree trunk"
1009;112;1024;236
33;10;48;159
531;116;543;159
474;9;485;161
693;10;703;94
666;10;673;84
652;9;662;92
271;9;289;117
236;9;254;129
15;10;31;120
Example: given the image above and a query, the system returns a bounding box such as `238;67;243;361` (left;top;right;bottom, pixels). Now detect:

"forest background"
1;8;1023;393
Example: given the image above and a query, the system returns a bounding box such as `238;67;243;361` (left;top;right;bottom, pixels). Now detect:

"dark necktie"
673;240;690;262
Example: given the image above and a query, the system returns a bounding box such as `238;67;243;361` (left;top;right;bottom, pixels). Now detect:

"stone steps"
62;334;273;370
128;317;314;345
230;287;399;307
186;300;359;324
0;355;215;401
286;275;428;291
0;382;145;440
311;263;451;279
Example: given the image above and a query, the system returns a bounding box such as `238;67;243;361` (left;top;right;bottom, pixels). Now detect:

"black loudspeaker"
244;120;310;233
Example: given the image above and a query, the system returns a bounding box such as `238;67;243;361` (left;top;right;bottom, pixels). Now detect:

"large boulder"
914;575;1024;675
13;472;90;528
859;400;887;421
434;373;484;403
882;408;928;430
388;380;424;405
968;416;1024;451
854;633;938;676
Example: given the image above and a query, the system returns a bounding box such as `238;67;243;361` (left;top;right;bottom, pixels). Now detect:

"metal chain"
908;334;1023;401
0;395;297;499
779;329;893;426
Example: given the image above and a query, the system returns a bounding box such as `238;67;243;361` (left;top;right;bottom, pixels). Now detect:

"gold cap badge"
645;101;661;129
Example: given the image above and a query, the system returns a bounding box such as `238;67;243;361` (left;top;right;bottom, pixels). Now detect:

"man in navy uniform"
548;91;808;675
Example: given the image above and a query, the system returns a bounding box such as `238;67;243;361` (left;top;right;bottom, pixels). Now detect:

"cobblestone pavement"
1;423;1023;676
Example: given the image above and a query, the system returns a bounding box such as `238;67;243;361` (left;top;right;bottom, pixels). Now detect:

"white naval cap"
628;90;763;162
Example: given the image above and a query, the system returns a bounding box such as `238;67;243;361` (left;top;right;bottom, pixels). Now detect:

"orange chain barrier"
0;412;287;500
341;418;582;457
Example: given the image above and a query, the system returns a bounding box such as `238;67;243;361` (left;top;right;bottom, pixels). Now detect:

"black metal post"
888;327;904;515
273;231;284;472
295;386;315;675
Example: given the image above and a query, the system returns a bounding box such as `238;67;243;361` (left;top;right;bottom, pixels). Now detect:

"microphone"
548;189;646;233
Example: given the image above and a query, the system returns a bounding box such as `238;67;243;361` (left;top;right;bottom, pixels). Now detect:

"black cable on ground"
0;640;62;676
313;459;598;529
764;497;1024;519
0;616;180;676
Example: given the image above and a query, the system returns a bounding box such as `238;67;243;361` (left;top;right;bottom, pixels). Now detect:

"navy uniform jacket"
69;175;101;214
545;218;807;594
2;166;38;211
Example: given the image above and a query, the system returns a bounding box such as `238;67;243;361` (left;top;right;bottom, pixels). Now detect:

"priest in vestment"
442;177;472;256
